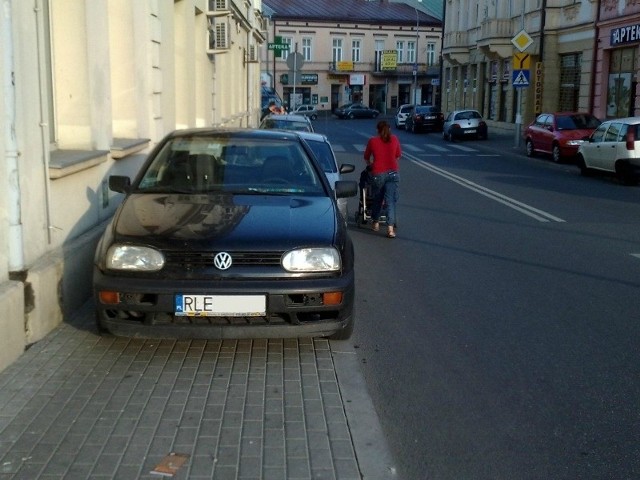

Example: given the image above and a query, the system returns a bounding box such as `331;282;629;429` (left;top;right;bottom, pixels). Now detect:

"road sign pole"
514;88;522;148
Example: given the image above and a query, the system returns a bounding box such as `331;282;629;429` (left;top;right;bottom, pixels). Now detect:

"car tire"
311;114;317;120
525;139;536;157
328;315;354;340
616;161;638;186
348;112;355;119
577;155;592;177
372;112;379;118
551;144;562;163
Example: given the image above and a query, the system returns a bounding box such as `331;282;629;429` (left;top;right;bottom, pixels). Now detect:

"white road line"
448;144;478;152
631;254;640;260
403;144;422;152
332;144;346;152
424;144;449;152
409;156;566;223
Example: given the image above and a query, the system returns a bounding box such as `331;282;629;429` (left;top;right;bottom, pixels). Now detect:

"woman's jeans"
370;171;399;226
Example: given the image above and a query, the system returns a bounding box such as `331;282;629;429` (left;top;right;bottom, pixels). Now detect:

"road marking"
425;144;449;152
631;254;640;260
332;144;346;152
403;144;422;152
408;156;566;223
448;144;478;152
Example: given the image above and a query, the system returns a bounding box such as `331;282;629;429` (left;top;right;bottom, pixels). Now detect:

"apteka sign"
610;24;640;46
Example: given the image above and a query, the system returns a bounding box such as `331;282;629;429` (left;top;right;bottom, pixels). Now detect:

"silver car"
442;109;489;141
297;131;355;223
293;105;319;120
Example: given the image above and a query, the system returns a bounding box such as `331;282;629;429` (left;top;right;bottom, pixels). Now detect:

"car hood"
557;129;594;140
111;193;337;249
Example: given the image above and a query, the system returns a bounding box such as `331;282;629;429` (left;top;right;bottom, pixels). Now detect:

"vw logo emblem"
214;252;233;270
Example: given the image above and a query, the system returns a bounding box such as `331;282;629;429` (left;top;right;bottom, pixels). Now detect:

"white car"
395;104;413;129
577;117;640;185
297;131;355;223
259;113;314;132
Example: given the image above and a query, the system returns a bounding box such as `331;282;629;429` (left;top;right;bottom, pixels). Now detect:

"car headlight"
106;244;165;271
282;247;341;272
566;139;584;146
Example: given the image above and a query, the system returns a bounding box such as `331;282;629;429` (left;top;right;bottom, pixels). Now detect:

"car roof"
165;127;303;141
265;113;310;121
601;116;640;124
296;131;328;142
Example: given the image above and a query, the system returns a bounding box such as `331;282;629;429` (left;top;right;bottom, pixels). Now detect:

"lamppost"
413;0;422;106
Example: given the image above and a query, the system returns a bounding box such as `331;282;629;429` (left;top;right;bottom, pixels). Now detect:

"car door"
599;122;624;172
581;122;609;169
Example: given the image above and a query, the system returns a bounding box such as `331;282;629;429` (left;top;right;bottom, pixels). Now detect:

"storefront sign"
279;73;318;85
611;24;640;46
336;61;354;71
349;74;365;86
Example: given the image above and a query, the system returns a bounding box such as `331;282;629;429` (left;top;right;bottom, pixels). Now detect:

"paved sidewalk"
0;302;397;480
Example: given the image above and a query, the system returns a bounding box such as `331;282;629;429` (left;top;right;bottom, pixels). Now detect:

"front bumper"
94;268;355;339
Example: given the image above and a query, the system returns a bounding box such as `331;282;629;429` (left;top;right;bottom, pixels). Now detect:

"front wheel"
552;144;562;163
577;155;591;177
348;112;355;119
525;139;535;157
372;112;379;118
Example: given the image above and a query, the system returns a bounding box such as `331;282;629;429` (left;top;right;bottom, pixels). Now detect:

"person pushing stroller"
363;120;401;238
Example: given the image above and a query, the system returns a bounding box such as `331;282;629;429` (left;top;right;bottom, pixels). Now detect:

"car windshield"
556;114;601;130
416;106;438;114
137;135;325;195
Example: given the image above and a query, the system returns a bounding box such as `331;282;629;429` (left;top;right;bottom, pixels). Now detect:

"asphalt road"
314;116;640;480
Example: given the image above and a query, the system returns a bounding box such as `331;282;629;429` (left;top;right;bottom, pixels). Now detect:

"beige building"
262;0;443;114
442;0;598;135
0;0;266;372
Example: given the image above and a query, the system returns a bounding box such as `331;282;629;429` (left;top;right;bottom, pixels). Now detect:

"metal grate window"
559;53;582;111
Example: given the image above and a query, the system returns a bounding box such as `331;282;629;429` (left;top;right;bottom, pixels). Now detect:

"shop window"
607;48;635;118
559;53;582;112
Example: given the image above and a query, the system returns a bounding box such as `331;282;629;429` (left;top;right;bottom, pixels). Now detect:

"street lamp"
413;0;422;106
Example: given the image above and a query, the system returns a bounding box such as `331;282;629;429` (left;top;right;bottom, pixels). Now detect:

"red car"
524;112;602;163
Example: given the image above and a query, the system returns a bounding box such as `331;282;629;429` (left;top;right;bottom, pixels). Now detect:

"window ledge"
49;150;109;179
111;138;150;159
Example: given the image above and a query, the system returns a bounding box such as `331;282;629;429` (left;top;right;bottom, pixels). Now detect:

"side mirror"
108;175;131;194
334;180;358;198
339;163;355;174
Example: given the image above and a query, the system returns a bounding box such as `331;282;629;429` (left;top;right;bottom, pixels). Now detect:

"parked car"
297;131;356;223
442;109;488;141
576;117;640;185
334;103;379;119
259;113;314;132
524;112;602;163
394;104;413;129
405;105;445;133
93;128;358;340
293;104;319;120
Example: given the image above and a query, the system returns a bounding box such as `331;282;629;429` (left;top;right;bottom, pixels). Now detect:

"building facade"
593;1;640;120
442;0;599;135
0;0;266;372
262;0;443;114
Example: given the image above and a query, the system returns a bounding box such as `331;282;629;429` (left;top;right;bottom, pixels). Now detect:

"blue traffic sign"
512;69;530;87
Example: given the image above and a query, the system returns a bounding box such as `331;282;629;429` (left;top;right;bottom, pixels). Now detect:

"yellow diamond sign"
511;30;533;52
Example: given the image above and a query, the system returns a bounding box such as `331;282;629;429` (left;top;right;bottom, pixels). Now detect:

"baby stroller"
355;166;387;228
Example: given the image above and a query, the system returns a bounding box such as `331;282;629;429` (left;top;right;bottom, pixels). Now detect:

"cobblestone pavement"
0;302;396;480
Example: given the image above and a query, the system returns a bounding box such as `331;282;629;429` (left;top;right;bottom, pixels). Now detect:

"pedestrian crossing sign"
512;69;530;87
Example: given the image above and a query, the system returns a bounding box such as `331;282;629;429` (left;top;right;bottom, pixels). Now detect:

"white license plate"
464;129;477;134
175;294;266;317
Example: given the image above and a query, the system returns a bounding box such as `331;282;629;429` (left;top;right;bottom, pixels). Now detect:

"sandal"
371;222;380;232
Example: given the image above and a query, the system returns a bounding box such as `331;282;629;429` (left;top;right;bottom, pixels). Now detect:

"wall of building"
442;0;598;135
0;0;266;373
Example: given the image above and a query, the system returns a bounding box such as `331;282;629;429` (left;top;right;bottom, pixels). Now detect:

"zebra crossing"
331;141;495;156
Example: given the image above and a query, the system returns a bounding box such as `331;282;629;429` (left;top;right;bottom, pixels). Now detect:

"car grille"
164;251;284;268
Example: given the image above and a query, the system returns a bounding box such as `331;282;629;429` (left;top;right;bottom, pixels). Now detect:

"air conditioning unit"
246;45;258;63
207;20;229;52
